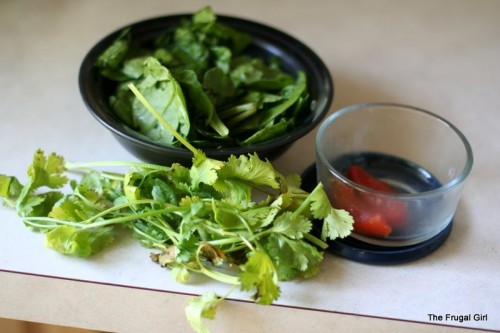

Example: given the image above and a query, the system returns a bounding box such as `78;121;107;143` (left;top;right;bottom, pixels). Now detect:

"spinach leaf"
96;28;130;70
230;56;294;90
175;69;229;138
131;57;190;145
95;6;310;148
258;71;308;126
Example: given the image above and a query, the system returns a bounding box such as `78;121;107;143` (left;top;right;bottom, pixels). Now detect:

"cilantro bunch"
96;7;310;149
0;84;352;333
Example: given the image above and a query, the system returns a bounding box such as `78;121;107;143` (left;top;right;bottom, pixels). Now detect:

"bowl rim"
78;12;334;158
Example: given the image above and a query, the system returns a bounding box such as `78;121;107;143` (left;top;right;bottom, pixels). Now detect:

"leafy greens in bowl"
79;7;333;165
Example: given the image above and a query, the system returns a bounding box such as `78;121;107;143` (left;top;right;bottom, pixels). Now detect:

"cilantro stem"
72;192;107;212
143;215;180;245
237;234;255;252
1;197;15;208
303;233;329;249
233;214;258;251
21;220;57;230
194;245;240;285
81;206;186;229
199;223;255;252
128;83;199;156
84;199;163;224
292;183;324;218
198;265;240;285
22;205;188;231
237;227;328;250
207;237;244;247
131;224;173;249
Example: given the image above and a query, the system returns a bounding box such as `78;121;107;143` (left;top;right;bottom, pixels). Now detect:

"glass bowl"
315;103;473;247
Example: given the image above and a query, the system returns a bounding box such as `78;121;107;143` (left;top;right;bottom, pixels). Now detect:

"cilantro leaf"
263;233;324;280
239;206;278;230
8;150;68;218
176;234;200;264
190;156;224;189
185;291;222;333
171;266;190;283
270;211;311;239
309;183;333;220
45;225;115;257
132;219;173;248
2;34;352;330
322;208;354;240
212;200;242;230
214;154;281;203
26;149;67;191
300;183;354;241
0;174;23;204
23;191;63;222
79;171;123;201
48;195;99;222
285;173;302;190
239;250;280;305
151;178;179;205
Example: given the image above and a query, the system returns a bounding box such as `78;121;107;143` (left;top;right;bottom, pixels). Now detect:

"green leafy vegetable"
185;291;223;333
96;6;310;148
123;57;191;145
239;250;280;304
45;225;115;257
0;83;352;333
95;28;131;79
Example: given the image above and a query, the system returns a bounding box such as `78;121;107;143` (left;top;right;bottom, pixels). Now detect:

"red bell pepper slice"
347;165;397;193
331;165;407;238
354;213;393;237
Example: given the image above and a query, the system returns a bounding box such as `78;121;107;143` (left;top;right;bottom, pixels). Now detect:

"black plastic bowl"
79;13;333;166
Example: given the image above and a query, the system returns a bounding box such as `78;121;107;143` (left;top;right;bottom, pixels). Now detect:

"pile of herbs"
1;89;351;332
96;6;310;149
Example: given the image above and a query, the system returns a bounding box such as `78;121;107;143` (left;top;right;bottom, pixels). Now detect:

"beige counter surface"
1;1;499;332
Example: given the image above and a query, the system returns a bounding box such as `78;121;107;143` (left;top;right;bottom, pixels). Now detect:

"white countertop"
1;1;499;332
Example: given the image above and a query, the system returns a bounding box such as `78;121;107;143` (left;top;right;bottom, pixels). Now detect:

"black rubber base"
301;163;453;265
